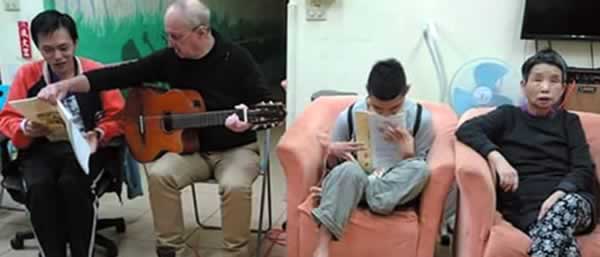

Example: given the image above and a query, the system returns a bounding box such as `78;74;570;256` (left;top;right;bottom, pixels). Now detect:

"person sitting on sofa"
456;49;599;257
311;58;435;257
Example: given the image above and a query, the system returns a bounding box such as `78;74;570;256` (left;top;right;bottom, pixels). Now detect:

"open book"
9;97;68;141
9;97;93;174
354;111;406;173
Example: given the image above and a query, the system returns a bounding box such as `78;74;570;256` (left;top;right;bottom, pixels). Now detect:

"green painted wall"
44;0;285;99
44;0;167;64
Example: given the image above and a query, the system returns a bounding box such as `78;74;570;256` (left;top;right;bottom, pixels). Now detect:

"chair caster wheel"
116;221;126;233
10;237;24;250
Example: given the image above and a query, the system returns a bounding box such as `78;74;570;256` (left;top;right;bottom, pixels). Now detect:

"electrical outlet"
306;6;326;21
306;0;327;21
3;0;20;12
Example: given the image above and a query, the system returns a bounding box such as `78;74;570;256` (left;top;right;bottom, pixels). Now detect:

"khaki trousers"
145;143;260;257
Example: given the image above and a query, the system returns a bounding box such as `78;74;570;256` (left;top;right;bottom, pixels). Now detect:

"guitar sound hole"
192;100;203;108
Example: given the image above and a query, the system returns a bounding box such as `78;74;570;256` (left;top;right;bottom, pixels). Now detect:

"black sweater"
456;105;598;233
84;32;273;151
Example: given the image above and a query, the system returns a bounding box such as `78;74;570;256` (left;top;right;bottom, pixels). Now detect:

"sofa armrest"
454;141;497;257
416;102;458;257
277;96;356;257
277;96;356;210
277;124;326;211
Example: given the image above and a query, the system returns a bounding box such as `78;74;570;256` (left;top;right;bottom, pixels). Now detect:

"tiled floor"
0;127;451;257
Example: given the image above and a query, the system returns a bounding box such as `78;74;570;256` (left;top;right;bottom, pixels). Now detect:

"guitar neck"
169;109;245;129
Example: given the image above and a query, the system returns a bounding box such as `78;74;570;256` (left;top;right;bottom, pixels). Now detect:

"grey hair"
169;0;211;28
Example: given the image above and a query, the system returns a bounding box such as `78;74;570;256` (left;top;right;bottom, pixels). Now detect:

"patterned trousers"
528;193;593;257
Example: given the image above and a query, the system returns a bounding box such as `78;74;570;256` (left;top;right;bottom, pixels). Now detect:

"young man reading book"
0;10;124;257
312;58;435;257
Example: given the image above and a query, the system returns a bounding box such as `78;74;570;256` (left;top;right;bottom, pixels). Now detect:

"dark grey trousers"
312;159;430;239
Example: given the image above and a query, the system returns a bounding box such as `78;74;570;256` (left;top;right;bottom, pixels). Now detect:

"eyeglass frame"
163;24;209;43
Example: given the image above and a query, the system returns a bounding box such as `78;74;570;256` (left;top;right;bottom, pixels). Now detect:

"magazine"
9;97;93;174
9;97;68;141
354;111;406;173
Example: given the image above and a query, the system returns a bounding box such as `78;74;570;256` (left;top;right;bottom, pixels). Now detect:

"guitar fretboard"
162;109;245;129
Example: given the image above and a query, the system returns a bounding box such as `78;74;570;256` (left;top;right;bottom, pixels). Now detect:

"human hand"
487;151;519;192
317;132;365;161
310;186;322;197
327;141;365;161
22;120;51;138
310;186;322;206
537;190;566;220
382;124;415;159
83;130;100;153
37;81;70;104
224;104;252;133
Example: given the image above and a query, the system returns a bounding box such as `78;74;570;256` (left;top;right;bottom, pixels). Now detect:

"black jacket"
456;105;599;234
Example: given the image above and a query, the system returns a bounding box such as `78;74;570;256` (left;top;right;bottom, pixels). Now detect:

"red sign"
17;21;32;59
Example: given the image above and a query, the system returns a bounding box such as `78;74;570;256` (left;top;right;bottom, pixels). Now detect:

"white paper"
57;100;92;175
367;112;406;171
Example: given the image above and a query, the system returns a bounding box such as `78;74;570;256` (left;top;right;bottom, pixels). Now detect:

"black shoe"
156;246;176;257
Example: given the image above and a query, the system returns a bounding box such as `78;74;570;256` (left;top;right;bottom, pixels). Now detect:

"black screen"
521;0;600;40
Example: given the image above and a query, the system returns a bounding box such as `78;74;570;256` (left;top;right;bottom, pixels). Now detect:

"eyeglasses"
162;25;207;43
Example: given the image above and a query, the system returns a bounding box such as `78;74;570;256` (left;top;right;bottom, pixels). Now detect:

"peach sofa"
454;108;600;257
276;96;457;257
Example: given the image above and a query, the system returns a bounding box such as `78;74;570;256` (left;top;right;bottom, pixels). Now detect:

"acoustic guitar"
122;87;286;163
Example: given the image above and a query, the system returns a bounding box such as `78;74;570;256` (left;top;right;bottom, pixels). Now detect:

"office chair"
0;135;127;257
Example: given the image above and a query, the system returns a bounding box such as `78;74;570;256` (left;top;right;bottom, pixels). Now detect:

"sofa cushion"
484;219;600;257
297;195;419;257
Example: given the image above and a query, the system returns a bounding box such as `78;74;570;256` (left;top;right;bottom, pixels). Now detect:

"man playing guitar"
38;1;276;257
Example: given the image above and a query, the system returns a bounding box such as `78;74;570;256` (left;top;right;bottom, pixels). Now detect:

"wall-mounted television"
521;0;600;41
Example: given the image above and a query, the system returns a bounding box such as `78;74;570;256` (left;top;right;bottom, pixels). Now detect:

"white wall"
0;0;44;84
286;0;600;123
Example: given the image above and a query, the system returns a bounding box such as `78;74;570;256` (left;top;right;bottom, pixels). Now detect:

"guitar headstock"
246;101;286;130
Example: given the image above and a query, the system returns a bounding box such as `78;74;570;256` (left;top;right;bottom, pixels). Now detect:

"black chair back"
0;136;26;204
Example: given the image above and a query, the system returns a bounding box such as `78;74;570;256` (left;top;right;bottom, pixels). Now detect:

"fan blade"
452;88;474;115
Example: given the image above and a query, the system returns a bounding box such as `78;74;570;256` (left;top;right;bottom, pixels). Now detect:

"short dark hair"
521;48;568;83
366;58;408;100
30;10;78;47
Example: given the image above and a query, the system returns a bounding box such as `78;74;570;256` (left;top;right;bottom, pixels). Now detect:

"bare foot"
312;246;328;257
313;227;331;257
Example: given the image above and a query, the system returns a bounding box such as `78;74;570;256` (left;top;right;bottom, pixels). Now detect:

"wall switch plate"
3;0;20;12
306;0;327;21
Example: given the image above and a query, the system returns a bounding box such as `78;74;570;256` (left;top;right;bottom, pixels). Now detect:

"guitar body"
123;88;204;162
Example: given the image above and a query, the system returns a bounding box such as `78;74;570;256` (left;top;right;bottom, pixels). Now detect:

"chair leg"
10;231;34;250
256;173;268;257
0;186;23;212
191;183;202;227
96;233;118;257
191;183;222;230
256;129;273;257
258;163;275;248
0;185;5;207
263;129;273;232
266;164;273;230
97;218;126;233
